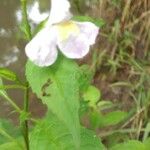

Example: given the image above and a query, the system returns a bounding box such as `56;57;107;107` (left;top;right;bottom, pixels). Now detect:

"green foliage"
26;55;80;147
73;15;106;28
83;85;101;108
0;68;18;82
99;111;127;127
20;0;32;40
0;72;24;91
19;111;30;123
89;110;127;128
0;119;24;150
0;77;21;112
79;100;89;117
106;133;129;148
78;65;93;92
89;110;101;129
30;113;105;150
1;0;150;149
0;78;6;96
32;18;48;36
0;119;21;144
0;141;24;150
97;101;114;111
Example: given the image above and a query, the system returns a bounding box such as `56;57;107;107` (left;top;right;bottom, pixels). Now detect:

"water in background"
0;0;49;121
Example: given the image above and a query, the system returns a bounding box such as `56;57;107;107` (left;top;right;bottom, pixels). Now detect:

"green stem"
21;0;32;40
20;0;31;149
22;83;30;150
0;85;26;90
0;92;21;113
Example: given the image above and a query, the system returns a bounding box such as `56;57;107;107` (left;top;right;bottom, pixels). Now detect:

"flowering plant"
0;0;149;149
0;0;105;150
25;0;99;67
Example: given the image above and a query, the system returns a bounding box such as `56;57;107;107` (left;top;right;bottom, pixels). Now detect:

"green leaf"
0;78;7;97
26;55;80;147
89;110;101;129
0;119;21;144
110;140;147;150
99;111;127;127
79;100;89;117
30;113;105;150
97;101;114;110
83;86;101;108
73;15;106;27
0;78;21;112
0;68;18;81
0;112;23;149
89;111;127;128
0;141;24;150
19;111;30;123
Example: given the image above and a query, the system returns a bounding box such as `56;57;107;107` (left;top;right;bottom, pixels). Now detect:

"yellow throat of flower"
56;21;80;41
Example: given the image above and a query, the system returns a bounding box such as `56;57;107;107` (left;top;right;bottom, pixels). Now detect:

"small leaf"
0;78;7;97
19;111;30;123
97;101;113;110
0;68;18;81
89;110;127;128
83;86;101;108
73;16;106;27
89;110;101;129
99;111;127;127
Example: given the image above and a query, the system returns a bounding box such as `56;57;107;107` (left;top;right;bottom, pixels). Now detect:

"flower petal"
25;27;58;67
57;21;99;59
47;0;72;25
75;21;99;45
58;34;90;59
28;2;49;24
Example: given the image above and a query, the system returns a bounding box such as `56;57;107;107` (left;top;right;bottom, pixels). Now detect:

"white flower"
28;2;49;24
25;0;99;67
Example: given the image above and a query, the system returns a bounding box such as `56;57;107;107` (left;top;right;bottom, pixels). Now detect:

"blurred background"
0;0;150;146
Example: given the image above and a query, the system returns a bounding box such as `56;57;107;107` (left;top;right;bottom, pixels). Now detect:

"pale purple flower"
25;0;99;67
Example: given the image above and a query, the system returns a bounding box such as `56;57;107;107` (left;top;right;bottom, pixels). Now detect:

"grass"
73;0;150;147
